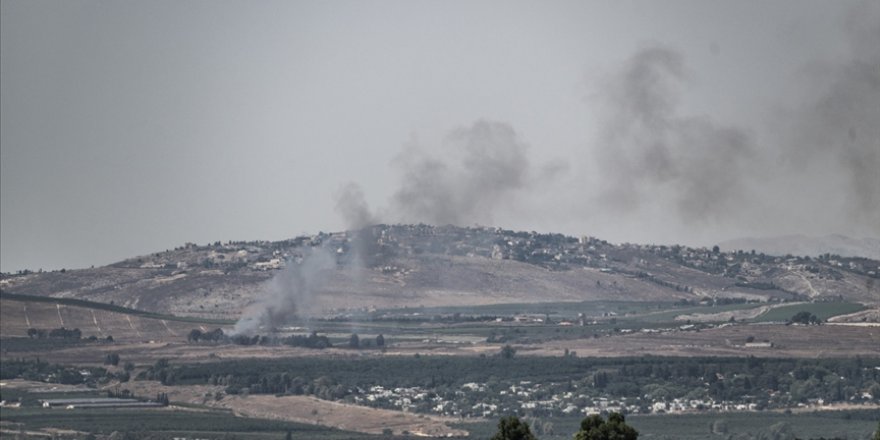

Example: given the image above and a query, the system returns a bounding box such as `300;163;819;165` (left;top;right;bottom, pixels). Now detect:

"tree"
156;392;170;406
349;333;360;349
490;416;537;440
188;329;203;342
500;344;516;360
104;353;120;366
376;334;385;347
790;311;820;325
574;412;638;440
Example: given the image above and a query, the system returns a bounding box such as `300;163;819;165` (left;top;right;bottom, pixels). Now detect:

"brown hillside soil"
8;323;877;368
827;306;880;323
0;299;193;342
218;394;468;437
117;381;468;437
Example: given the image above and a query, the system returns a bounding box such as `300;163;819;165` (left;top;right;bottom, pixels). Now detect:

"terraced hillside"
0;296;209;343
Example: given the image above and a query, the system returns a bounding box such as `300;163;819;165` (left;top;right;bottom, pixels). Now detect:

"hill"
1;225;878;322
719;234;880;260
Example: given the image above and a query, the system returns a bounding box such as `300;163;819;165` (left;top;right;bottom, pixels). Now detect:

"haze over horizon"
2;0;878;272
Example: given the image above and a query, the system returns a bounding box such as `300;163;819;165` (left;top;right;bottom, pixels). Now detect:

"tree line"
492;413;638;440
120;355;880;416
187;328;385;350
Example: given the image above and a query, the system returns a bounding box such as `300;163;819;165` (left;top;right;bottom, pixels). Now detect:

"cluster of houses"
350;381;784;419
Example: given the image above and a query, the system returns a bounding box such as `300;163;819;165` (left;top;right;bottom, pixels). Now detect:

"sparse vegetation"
1;224;877;439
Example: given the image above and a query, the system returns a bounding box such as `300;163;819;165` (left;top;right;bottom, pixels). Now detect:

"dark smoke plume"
335;182;376;230
593;45;756;222
392;119;531;226
782;1;880;232
232;247;335;335
334;182;383;267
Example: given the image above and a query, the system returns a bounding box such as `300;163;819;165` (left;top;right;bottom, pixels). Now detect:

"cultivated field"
0;298;196;343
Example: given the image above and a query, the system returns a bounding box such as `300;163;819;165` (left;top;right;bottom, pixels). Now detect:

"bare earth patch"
217;394;467;437
117;381;468;437
527;324;880;358
827;306;880;323
674;305;772;323
673;302;817;323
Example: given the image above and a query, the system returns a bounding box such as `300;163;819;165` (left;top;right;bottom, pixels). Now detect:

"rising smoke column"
592;45;757;223
335;182;377;230
334;182;384;268
233;184;379;336
392;119;531;226
780;1;880;234
232;247;335;335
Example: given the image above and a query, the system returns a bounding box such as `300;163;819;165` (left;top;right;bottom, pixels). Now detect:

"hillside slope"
2;225;877;319
720;234;880;260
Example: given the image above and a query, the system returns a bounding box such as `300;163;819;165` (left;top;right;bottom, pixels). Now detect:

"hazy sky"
2;0;878;272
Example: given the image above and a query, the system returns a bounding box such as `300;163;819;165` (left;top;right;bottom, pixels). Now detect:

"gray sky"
2;0;878;272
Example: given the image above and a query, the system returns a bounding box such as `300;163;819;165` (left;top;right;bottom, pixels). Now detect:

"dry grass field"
114;380;468;437
0;298;194;342
532;323;880;358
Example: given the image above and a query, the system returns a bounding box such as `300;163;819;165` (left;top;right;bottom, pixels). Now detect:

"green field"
371;300;688;321
754;302;866;322
4;403;877;440
310;301;775;344
458;410;880;440
0;407;373;439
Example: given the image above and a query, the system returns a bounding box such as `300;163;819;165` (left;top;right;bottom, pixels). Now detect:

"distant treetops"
574;412;638;440
491;413;637;440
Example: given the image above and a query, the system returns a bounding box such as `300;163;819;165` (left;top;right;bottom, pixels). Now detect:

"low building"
40;398;163;409
744;341;773;348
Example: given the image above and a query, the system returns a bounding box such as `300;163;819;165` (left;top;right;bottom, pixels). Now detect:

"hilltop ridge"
2;224;877;320
719;234;880;261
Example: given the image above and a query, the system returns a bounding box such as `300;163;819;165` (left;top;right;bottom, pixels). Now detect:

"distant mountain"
719;234;880;260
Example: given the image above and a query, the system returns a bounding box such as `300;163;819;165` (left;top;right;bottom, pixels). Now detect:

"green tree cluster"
491;416;537;440
574;413;638;440
790;311;821;325
500;344;517;359
491;414;637;440
104;353;120;366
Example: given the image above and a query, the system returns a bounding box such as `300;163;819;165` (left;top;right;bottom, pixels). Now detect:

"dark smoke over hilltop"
233;247;335;335
783;0;880;231
335;182;376;230
584;11;878;239
392;120;532;226
332;3;878;249
592;45;756;222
